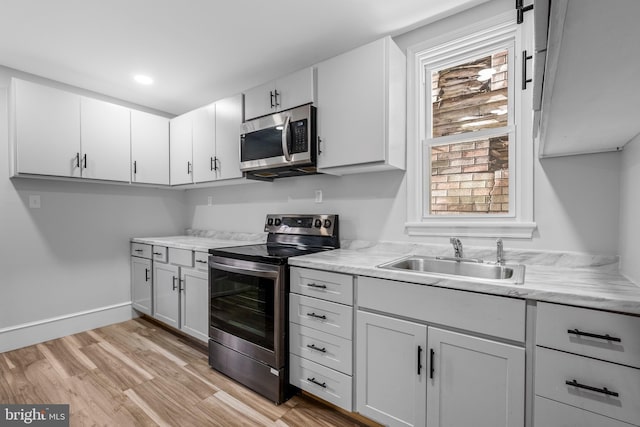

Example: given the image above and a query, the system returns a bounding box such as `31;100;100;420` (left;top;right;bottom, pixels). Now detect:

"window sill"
405;220;537;239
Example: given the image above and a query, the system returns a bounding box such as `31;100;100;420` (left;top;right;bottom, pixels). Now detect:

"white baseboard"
0;302;134;353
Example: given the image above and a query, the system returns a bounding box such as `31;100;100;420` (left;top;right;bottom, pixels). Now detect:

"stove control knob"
314;219;322;228
274;218;282;226
323;219;332;228
267;218;274;226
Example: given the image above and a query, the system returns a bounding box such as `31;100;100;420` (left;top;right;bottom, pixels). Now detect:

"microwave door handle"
281;115;292;161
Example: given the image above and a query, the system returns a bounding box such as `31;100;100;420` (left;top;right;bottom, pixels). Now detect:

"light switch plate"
315;190;323;203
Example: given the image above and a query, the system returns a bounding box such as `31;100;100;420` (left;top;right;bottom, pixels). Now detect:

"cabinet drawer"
131;242;152;258
194;251;209;272
537;302;640;368
535;346;640;425
290;267;353;305
290;294;352;340
289;354;352;411
534;396;636;427
290;323;352;375
358;276;526;342
169;247;193;267
152;245;168;263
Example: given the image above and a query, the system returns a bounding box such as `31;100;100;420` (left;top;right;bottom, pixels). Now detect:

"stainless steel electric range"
207;214;339;404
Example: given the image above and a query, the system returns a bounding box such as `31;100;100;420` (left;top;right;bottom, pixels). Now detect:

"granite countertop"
131;229;267;252
288;241;640;316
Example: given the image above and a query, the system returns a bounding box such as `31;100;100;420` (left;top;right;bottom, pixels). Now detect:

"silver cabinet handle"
172;276;178;291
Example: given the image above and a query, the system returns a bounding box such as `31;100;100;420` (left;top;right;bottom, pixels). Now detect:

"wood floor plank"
62;334;98;370
124;388;172;427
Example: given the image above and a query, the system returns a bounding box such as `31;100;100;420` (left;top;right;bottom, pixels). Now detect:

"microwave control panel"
291;119;308;154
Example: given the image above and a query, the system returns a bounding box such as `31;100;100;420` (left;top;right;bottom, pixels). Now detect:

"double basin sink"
378;255;526;285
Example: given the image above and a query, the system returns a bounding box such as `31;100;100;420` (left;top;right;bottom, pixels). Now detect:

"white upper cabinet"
192;103;217;183
315;36;406;174
169;111;195;185
80;97;131;182
170;94;243;185
213;94;243;181
131;110;170;185
11;78;170;185
12;78;81;178
244;67;315;120
535;0;640;157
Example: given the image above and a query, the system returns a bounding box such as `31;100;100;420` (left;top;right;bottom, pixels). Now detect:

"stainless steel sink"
377;255;525;285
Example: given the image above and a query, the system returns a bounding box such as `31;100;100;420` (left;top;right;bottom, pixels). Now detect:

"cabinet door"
13;79;81;177
214;94;243;181
169;112;193;185
244;80;275;120
192;103;217;183
180;268;209;342
131;256;152;315
356;311;427;427
153;263;180;328
427;327;525;427
275;67;315;112
80;97;131;181
316;38;386;169
131;110;169;185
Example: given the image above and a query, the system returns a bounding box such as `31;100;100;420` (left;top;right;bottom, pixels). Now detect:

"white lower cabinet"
426;327;525;427
180;263;209;342
131;243;153;316
356;276;526;427
133;243;208;343
289;267;354;411
153;262;180;329
356;311;427;427
534;302;640;427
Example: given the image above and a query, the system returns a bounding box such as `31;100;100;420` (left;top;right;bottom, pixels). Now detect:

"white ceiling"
0;0;486;115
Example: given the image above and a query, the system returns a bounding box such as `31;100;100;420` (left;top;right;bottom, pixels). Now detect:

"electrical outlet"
315;190;323;203
29;195;41;209
207;196;213;206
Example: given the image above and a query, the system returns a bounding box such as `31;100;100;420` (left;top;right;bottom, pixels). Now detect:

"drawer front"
535;346;640;425
152;245;168;263
194;251;209;272
537;302;640;368
169;247;193;267
290;323;352;375
289;354;352;411
290;267;353;305
358;276;526;342
290;294;352;340
534;396;636;427
131;242;152;258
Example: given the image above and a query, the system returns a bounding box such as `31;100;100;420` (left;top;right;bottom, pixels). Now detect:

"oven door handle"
209;259;279;279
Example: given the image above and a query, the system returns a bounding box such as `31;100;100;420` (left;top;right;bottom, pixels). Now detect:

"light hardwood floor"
0;317;370;426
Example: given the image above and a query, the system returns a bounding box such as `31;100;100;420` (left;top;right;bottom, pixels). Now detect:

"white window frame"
405;11;536;239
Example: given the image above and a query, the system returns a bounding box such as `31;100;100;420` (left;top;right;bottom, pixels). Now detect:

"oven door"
240;104;315;172
208;255;286;369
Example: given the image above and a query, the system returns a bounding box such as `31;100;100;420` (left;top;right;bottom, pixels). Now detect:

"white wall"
619;135;640;283
0;67;187;350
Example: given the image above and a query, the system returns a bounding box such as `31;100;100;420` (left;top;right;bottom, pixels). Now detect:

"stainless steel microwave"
240;104;317;180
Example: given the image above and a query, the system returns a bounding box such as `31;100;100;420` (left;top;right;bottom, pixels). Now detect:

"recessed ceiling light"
134;74;154;85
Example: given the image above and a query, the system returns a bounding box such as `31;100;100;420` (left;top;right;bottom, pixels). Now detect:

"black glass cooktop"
208;243;330;265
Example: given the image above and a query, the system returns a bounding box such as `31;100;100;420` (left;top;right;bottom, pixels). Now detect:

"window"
406;12;536;238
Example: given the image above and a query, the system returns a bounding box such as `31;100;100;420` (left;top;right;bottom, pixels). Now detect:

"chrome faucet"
496;238;504;265
450;237;463;259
